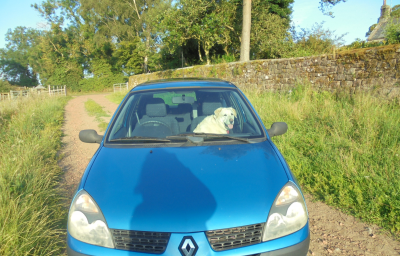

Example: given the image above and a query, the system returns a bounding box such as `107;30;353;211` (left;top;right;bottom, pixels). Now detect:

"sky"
0;0;398;49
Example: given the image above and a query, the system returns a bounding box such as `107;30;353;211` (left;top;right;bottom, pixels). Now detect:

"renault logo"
178;236;198;256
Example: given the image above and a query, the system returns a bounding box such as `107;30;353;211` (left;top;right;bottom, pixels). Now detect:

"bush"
340;38;386;51
78;59;126;92
385;22;400;44
211;54;237;64
0;80;18;93
289;22;347;57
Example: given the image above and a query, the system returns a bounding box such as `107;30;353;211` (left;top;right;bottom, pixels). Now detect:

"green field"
0;95;69;255
244;85;400;235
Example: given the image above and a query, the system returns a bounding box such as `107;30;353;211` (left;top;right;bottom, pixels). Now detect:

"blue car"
67;78;310;256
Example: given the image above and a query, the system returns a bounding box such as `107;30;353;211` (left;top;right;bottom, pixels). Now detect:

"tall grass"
244;84;400;235
106;91;128;105
0;95;69;255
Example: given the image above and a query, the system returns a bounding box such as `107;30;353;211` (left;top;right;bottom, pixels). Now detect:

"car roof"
130;78;237;92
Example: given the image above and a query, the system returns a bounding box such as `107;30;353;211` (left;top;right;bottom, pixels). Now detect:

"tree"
80;0;170;73
113;38;146;75
289;22;346;57
250;13;291;59
0;27;41;86
238;0;294;61
162;0;236;65
319;0;346;17
240;0;251;62
385;22;400;44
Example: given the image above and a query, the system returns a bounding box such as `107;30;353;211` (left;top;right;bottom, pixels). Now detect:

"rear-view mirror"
79;129;103;144
172;96;195;104
267;122;288;137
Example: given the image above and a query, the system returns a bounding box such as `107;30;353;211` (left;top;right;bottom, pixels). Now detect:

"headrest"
146;98;167;117
177;103;192;113
202;101;222;116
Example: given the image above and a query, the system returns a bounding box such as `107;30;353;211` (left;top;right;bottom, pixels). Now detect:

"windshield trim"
104;86;266;147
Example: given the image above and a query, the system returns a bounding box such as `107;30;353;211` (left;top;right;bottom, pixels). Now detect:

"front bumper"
67;223;309;256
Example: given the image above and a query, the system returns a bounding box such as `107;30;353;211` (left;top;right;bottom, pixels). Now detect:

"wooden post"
333;46;336;59
64;85;67;96
48;85;51;96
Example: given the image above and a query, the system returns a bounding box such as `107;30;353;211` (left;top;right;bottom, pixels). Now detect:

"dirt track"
59;94;400;255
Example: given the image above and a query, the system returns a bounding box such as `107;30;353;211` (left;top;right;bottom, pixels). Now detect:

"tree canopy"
0;0;349;92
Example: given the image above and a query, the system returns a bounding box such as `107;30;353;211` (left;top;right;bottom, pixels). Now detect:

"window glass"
108;95;135;140
106;88;264;143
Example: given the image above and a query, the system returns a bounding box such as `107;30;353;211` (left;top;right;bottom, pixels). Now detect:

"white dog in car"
194;107;237;134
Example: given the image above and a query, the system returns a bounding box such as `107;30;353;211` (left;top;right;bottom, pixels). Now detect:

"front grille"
112;229;171;254
206;223;264;251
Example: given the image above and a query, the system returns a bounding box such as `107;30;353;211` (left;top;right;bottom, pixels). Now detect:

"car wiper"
167;133;250;143
109;136;171;143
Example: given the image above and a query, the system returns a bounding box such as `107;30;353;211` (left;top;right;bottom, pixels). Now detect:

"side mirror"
267;122;288;138
79;129;103;144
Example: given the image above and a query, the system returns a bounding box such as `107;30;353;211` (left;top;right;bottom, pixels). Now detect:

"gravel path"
59;94;400;255
59;94;118;199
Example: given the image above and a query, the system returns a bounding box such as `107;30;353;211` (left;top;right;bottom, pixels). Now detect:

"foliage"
244;83;400;235
0;95;69;255
161;0;237;65
318;0;346;17
211;54;237;64
0;27;41;87
390;5;400;18
250;12;292;59
0;0;350;91
0;59;38;87
288;22;346;57
385;22;400;44
340;38;386;51
79;59;126;92
113;39;145;75
0;80;17;93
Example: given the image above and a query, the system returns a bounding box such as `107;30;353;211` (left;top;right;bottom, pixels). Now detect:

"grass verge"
84;99;110;131
0;95;69;255
243;84;400;235
105;91;128;105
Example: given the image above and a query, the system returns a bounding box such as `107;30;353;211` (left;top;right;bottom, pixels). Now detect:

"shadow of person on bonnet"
131;148;217;232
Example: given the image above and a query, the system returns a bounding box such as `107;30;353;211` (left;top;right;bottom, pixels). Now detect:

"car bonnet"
84;141;289;232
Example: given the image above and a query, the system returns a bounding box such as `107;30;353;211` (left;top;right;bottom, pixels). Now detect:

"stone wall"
129;45;400;99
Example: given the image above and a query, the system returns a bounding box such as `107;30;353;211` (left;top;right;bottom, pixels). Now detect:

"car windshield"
106;88;265;144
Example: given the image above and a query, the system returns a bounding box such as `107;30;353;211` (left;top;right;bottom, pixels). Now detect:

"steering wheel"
140;120;172;133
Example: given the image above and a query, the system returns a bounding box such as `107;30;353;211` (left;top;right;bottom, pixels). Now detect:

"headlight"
263;182;308;241
68;190;114;248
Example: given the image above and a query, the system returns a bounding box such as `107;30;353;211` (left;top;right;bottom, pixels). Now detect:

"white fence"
113;83;129;93
47;85;67;96
0;93;11;101
0;85;67;101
